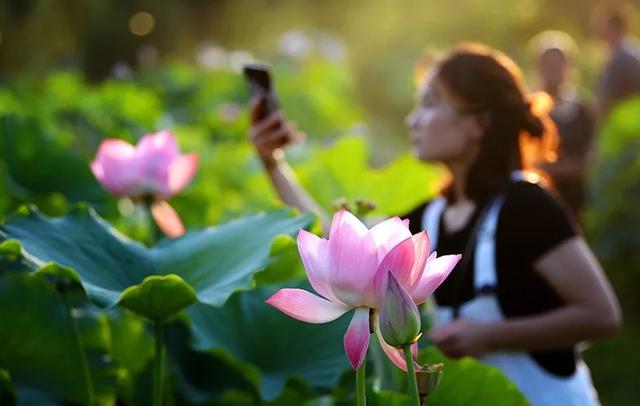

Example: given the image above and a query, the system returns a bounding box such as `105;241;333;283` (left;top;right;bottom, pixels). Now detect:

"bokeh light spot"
129;12;155;36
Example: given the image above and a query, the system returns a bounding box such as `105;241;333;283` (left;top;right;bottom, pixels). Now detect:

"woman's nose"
405;108;419;128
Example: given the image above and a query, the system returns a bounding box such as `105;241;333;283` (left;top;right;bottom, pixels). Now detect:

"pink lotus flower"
91;130;198;237
266;210;461;370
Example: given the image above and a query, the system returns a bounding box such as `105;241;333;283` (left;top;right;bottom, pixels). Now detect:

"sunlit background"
2;0;637;160
1;0;639;404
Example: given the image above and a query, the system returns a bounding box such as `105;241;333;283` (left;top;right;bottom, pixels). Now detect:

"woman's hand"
246;96;326;226
248;97;303;169
429;320;493;359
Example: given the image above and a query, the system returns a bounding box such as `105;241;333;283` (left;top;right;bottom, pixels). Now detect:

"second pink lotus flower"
266;210;461;370
91;130;198;237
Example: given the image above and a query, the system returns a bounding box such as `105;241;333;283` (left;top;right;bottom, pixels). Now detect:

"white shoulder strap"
421;197;446;254
473;194;506;290
511;170;540;183
473;171;540;291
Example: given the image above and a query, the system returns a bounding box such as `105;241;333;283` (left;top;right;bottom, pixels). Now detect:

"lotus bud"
379;272;422;348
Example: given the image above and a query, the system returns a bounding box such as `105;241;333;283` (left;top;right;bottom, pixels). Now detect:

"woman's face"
405;74;484;164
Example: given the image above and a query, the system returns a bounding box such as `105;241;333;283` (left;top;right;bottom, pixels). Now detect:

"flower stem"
62;293;95;405
153;320;165;406
144;197;161;246
403;345;420;406
356;361;366;406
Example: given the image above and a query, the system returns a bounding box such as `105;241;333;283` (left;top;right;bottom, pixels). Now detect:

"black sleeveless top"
402;181;579;377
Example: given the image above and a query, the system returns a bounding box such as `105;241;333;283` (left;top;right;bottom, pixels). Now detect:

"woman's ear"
467;112;490;140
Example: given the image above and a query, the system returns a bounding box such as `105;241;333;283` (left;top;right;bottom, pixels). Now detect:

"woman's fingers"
249;110;284;140
249;105;303;163
254;121;297;145
255;125;294;152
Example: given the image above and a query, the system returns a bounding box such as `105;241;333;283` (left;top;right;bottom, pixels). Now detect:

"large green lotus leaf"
187;283;352;401
0;273;117;405
0;205;314;319
420;347;528;405
167;320;327;405
295;136;444;217
253;234;308;285
164;321;259;404
304;346;527;405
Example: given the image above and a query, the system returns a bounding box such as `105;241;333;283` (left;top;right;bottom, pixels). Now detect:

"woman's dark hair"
427;43;558;203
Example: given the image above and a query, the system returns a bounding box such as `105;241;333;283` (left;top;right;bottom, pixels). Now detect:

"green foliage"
1;205;314;319
586;97;640;314
254;234;307;285
119;275;198;320
295;136;444;216
0;61;372;232
420;347;528;405
187;283;351;401
0;368;16;404
584;97;640;404
0;61;444;244
588;98;640;266
108;310;155;378
0;273;117;405
1;115;106;204
0;61;463;405
0;45;634;402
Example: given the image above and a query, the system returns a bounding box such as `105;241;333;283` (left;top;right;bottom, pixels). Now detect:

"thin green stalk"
370;336;400;390
356;361;366;406
63;293;95;405
145;198;161;246
153;320;165;406
403;345;420;406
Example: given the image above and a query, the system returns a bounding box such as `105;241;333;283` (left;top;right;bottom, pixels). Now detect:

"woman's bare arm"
430;237;622;357
487;237;621;349
248;98;330;231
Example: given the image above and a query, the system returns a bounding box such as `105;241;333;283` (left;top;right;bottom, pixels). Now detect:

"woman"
248;43;621;405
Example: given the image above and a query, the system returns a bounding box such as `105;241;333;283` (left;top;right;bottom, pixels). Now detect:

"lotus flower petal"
344;307;371;369
369;216;412;261
297;230;343;304
327;210;379;305
377;237;415;290
365;231;429;308
136;131;180;197
90;139;142;196
265;288;352;323
405;231;431;290
136;130;179;162
151;200;186;238
168;153;198;197
411;254;462;304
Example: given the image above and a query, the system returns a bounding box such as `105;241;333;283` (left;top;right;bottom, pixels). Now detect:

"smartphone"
243;63;280;121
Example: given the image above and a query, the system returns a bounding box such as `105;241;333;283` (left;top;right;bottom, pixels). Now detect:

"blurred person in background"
247;43;622;405
593;2;640;117
530;31;596;223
